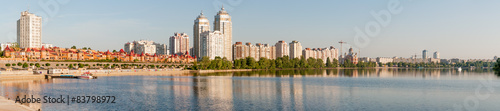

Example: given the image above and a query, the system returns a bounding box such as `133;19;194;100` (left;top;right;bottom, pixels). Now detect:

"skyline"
1;0;499;59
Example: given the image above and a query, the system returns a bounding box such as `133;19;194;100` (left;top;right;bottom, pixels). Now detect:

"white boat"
457;67;462;72
78;72;94;79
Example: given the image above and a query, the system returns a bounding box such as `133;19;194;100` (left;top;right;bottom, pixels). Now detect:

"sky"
0;0;499;59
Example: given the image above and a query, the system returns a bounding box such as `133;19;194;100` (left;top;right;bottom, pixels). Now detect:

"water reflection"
0;68;498;110
195;68;495;79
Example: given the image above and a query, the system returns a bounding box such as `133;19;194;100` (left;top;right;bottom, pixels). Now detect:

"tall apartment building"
201;31;225;60
193;7;232;60
214;6;233;61
433;51;440;59
17;11;42;48
169;32;190;55
124;40;166;55
302;46;338;63
289;40;302;59
256;43;270;59
269;44;276;60
246;42;259;60
422;50;428;59
275;41;289;58
155;43;167;55
233;42;247;60
193;12;210;59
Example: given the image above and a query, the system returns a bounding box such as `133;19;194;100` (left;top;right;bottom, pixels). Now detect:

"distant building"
494;56;498;60
275;41;289;58
18;11;42;48
422;50;428;59
155;43;167;55
41;43;53;48
201;31;225;60
303;46;338;63
169;32;190;55
433;51;440;59
124;40;166;55
233;42;275;61
289;40;302;59
1;43;17;51
376;57;393;64
344;47;358;64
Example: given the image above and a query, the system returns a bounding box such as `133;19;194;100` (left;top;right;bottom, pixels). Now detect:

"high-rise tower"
18;11;42;48
193;11;211;59
214;6;233;60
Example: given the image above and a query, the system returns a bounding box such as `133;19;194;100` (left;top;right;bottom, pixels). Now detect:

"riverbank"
0;96;35;111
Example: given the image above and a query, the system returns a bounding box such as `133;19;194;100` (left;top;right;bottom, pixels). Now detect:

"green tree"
5;64;10;67
71;46;77;49
35;63;40;68
332;59;339;68
69;64;74;69
112;50;117;53
326;57;332;68
45;63;51;66
22;63;29;68
17;62;22;66
82;47;87;50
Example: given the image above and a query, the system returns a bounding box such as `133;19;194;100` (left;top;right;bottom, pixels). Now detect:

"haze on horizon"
0;0;498;59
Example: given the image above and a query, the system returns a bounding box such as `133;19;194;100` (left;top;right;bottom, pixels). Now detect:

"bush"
5;64;11;67
45;63;51;66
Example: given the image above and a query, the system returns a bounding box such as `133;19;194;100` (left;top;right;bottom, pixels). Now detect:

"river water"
1;68;499;111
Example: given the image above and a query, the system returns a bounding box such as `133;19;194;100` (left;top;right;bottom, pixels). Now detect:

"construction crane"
338;40;347;58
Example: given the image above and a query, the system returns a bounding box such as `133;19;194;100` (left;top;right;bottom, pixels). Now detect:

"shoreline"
0;67;458;80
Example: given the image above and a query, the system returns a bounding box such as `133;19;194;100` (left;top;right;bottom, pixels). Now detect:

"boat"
78;72;94;79
457;67;462;72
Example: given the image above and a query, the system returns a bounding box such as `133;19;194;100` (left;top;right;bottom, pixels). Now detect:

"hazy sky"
1;0;499;59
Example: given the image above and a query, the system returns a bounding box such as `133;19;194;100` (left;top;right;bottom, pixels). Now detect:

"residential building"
302;46;338;63
154;43;167;55
169;32;190;55
193;11;211;59
289;40;302;59
433;51;440;59
17;11;42;48
1;46;195;63
422;50;428;59
275;41;289;58
1;43;17;51
246;42;259;60
41;43;53;48
233;42;247;60
376;57;394;64
124;40;164;55
214;6;233;61
201;31;225;60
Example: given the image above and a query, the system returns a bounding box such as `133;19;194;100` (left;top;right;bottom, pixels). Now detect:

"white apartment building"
17;11;42;48
201;31;225;60
275;41;289;58
124;40;165;55
289;40;302;59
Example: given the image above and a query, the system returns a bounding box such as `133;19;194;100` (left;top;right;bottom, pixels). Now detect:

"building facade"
124;40;165;55
17;11;42;48
193;12;211;59
214;6;233;61
169;32;190;55
289;40;302;59
422;50;428;59
433;51;440;59
275;41;289;58
201;31;225;60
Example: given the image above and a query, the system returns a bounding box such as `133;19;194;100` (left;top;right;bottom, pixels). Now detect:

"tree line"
190;56;378;70
383;61;497;68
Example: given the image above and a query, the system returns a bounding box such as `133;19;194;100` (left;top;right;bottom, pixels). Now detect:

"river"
1;68;499;110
